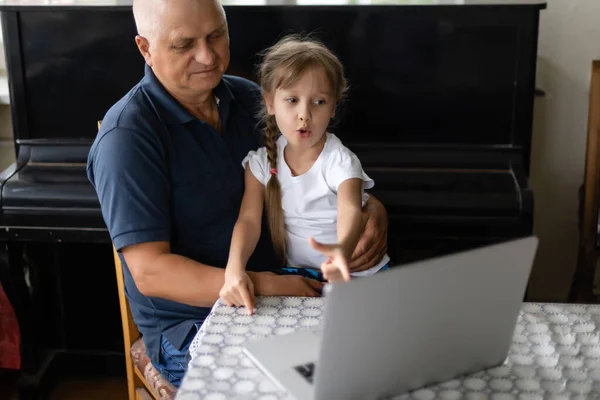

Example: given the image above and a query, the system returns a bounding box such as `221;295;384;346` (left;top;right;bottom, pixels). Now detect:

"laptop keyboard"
294;362;316;384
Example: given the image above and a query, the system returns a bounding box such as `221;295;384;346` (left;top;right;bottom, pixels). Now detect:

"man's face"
139;0;230;96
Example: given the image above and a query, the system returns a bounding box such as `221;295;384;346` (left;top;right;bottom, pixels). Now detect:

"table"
176;298;600;399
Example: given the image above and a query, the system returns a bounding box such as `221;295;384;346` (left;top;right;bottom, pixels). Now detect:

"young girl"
219;36;390;311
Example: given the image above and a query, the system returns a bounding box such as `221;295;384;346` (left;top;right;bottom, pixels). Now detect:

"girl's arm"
220;164;265;313
309;178;363;282
336;178;364;260
226;164;266;271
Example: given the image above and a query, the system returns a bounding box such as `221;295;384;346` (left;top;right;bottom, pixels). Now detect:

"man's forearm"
365;194;387;221
135;254;320;306
138;253;225;307
348;193;389;272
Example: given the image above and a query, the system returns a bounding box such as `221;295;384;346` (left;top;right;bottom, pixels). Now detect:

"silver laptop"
243;236;538;400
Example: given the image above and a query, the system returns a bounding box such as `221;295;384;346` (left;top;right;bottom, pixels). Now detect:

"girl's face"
265;66;336;151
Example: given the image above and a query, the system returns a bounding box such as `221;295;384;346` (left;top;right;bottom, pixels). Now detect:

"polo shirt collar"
141;64;235;124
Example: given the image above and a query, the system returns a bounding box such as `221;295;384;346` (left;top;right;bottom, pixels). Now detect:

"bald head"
133;0;225;43
133;0;230;99
133;0;162;42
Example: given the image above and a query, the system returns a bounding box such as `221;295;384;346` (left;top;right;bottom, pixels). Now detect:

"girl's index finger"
239;286;255;315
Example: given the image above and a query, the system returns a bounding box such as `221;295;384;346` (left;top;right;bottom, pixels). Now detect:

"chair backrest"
113;246;142;353
114;246;163;400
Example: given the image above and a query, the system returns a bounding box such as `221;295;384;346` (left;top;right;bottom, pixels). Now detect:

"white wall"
528;0;600;300
0;19;5;73
0;19;10;141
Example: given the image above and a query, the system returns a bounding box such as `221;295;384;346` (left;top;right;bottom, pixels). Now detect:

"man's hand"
219;269;255;315
308;238;351;283
349;196;388;273
250;272;324;297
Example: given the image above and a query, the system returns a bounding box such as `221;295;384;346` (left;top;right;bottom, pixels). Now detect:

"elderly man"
87;0;388;386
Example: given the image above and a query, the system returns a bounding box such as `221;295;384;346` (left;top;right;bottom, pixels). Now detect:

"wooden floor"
0;371;128;400
48;377;128;400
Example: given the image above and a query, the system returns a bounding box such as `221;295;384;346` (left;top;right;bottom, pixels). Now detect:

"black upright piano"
0;0;546;397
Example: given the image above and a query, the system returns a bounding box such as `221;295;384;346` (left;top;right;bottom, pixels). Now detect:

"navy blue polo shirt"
87;65;277;364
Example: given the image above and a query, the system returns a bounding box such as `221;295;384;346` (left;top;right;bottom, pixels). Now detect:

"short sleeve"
87;127;171;251
241;146;269;186
324;147;374;194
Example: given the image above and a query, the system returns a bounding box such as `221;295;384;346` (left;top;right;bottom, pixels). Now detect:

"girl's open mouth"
297;128;311;138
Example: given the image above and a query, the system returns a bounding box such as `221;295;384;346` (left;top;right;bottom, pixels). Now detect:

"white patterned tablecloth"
177;299;600;400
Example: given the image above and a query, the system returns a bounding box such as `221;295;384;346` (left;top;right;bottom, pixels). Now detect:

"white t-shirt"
242;133;390;276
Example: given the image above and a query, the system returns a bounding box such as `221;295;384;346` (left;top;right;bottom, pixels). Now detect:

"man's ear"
263;92;275;115
135;35;153;67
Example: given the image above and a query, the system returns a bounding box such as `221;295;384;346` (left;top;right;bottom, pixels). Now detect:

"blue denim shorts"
274;262;390;282
151;323;200;387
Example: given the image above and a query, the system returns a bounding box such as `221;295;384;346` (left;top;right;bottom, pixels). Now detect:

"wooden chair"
99;120;176;399
571;60;600;303
113;246;158;400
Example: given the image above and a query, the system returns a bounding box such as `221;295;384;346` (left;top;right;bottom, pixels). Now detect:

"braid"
265;116;278;173
264;115;287;265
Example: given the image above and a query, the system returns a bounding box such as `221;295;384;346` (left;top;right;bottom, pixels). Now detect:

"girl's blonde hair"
258;34;348;265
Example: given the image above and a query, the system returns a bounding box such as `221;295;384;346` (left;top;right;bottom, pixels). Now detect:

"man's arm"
122;242;323;306
89;126;224;306
348;195;389;272
122;241;226;307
